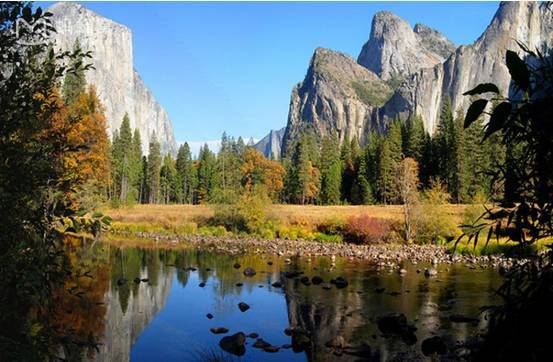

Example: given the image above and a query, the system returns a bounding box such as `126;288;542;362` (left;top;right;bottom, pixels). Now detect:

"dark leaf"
506;50;530;92
463;83;500;96
464;99;488;128
484;102;511;140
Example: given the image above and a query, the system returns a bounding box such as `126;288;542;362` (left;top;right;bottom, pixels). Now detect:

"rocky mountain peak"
281;47;392;155
357;11;454;81
378;1;553;135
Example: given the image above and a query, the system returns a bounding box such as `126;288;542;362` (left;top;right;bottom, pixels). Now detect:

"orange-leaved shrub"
343;215;390;244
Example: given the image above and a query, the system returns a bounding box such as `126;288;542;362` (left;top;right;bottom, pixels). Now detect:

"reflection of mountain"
282;263;501;361
85;263;174;362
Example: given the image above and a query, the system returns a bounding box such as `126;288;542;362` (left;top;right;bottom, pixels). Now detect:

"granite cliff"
48;2;177;155
278;1;553;156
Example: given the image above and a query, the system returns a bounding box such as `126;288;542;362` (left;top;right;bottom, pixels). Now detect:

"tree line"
108;100;507;207
58;42;509;208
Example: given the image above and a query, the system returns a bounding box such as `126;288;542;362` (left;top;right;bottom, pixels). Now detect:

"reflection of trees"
283;260;503;361
42;237;111;361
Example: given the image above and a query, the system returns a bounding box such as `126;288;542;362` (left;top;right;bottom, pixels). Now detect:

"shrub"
316;218;345;235
342;215;390;244
313;232;343;243
209;188;270;234
413;180;459;244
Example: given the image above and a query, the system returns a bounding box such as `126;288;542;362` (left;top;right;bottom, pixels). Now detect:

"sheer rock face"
255;127;285;159
83;267;174;362
379;1;553;134
357;11;455;81
48;2;177;155
281;48;391;155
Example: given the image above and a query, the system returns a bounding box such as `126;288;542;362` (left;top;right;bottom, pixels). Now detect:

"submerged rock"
425;268;438;277
311;276;323;285
233;263;241;269
331;276;349;289
421;336;447;356
117;278;127;286
300;276;311;286
210;327;229;334
247;332;259;339
271;281;282;288
252;338;271;349
449;314;479;323
206;313;214;319
263;345;280;353
377;313;417;345
243;267;256;277
219;332;246;356
235;282;243;287
238;302;250;312
199;282;206;288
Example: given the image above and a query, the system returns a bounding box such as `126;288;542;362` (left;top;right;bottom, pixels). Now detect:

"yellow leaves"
241;148;285;199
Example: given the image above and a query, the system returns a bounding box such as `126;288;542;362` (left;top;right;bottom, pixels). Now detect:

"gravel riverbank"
110;231;526;270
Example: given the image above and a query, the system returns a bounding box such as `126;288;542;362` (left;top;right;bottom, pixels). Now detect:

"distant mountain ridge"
259;1;553;159
48;2;177;155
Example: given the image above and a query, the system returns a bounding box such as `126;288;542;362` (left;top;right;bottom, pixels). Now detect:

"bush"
313;232;343;243
316;218;345;235
210;188;270;234
343;215;390;244
197;225;228;237
413;180;459;244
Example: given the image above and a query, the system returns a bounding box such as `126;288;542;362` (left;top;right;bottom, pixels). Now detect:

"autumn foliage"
343;215;390;244
241;148;285;199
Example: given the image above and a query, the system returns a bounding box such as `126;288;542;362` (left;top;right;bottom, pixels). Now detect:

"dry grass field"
106;203;468;226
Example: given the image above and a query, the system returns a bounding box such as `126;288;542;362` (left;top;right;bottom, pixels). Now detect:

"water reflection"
61;243;502;361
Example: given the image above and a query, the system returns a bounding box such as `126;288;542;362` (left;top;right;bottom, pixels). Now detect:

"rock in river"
210;327;229;334
331;276;349;289
233;263;241;269
425;268;438;277
449;314;479;323
421;336;447;356
377;313;417;345
206;313;214;319
219;332;246;356
238;302;250;312
311;276;323;285
271;281;282;288
243;267;256;277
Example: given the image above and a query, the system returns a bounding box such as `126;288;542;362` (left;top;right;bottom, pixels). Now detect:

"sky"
40;1;500;154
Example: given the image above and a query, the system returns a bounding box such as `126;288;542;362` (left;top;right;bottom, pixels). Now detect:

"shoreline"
106;231;525;270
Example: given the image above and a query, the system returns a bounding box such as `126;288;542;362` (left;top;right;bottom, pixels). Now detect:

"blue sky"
41;1;499;149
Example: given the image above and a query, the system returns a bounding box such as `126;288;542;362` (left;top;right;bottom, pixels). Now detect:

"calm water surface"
64;242;503;361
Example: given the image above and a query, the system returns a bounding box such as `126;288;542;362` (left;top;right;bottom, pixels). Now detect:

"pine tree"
340;136;353;202
160;154;177;204
351;150;374;204
62;39;86;105
375;121;403;204
435;97;460;202
176;142;197;204
402;115;425;162
131;129;143;202
147;133;161;204
196;144;216;203
320;134;342;204
112;114;134;203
